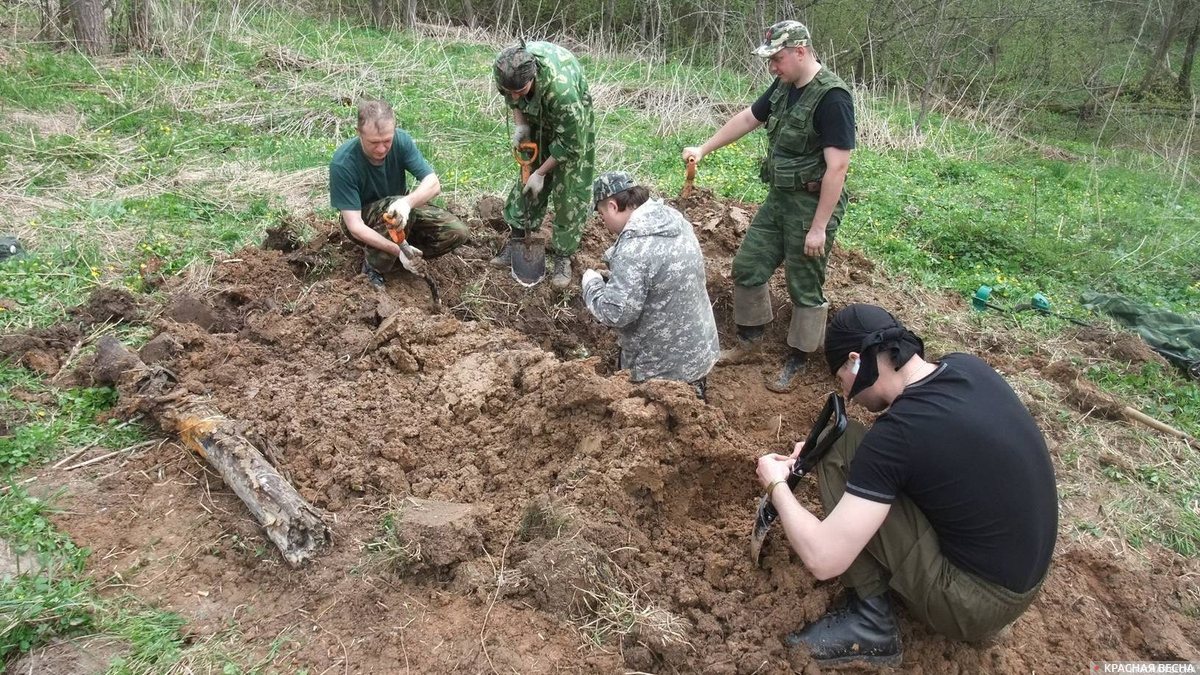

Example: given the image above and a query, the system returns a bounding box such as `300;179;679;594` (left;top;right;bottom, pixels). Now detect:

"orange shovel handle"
382;212;405;244
514;142;539;184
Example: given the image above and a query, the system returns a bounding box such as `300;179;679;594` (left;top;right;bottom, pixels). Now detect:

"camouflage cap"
592;171;639;209
752;20;811;57
494;44;537;91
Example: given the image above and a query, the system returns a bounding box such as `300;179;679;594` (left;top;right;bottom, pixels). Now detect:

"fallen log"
93;336;331;567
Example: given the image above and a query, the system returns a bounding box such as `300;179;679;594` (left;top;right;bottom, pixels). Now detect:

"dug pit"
20;189;1200;673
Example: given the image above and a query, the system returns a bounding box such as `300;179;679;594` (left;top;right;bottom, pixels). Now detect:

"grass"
362;507;426;576
575;583;691;650
1;0;1199;668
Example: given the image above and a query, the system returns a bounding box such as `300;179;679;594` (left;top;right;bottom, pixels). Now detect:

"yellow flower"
37;411;45;417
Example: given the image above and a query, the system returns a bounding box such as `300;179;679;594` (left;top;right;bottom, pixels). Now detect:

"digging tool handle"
682;156;697;197
515;142;539;184
759;393;847;527
382;212;405;244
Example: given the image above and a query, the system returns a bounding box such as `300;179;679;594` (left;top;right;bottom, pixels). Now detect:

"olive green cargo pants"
815;420;1045;641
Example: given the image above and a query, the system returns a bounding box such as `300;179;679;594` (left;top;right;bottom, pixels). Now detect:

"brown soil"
19;191;1200;673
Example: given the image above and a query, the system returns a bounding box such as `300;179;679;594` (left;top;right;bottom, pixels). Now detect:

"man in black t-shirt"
755;304;1057;666
684;20;855;392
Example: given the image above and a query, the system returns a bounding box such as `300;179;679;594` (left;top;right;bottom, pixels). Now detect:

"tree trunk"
405;0;417;26
37;0;62;41
1179;15;1200;98
601;0;617;46
915;0;951;131
371;0;392;28
1139;0;1191;95
68;0;108;55
126;0;152;50
93;337;331;568
461;0;476;28
715;0;728;67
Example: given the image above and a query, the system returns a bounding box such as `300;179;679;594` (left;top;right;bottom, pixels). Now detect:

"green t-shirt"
328;130;434;211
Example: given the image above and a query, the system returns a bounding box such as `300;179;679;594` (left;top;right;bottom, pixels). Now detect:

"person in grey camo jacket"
581;171;719;400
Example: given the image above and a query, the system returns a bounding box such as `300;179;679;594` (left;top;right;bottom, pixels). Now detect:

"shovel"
511;141;545;286
383;211;440;306
749;392;847;566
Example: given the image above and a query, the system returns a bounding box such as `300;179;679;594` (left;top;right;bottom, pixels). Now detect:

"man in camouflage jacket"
582;171;719;398
491;41;596;290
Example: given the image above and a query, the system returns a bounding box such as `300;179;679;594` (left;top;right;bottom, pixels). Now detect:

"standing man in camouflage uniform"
330;98;470;287
582;171;720;399
490;41;596;290
683;21;855;392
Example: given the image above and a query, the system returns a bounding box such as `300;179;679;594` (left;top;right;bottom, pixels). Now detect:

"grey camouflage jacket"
582;199;719;383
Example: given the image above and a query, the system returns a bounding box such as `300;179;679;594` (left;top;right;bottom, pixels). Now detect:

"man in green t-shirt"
330;98;470;287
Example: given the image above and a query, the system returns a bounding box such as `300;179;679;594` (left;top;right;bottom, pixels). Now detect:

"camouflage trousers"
502;147;596;257
341;196;470;273
731;188;842;309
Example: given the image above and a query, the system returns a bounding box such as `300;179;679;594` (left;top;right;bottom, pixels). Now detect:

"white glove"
523;171;545;199
511;124;531;149
386;197;412;227
396;244;426;275
581;269;604;289
399;241;423;259
682;146;704;164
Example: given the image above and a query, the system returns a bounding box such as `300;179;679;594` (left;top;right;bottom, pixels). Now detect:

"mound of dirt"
18;191;1199;673
1074;325;1169;368
67;287;141;326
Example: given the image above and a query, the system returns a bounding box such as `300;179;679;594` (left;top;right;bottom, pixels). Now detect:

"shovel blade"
749;494;777;565
510;238;546;287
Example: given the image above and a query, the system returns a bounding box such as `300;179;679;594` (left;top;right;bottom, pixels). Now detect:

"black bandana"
825;304;925;399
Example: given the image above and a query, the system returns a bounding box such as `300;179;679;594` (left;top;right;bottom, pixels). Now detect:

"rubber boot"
767;348;807;393
718;324;765;365
550;255;573;290
362;260;385;288
784;591;902;667
490;231;525;269
787;302;829;352
719;284;773;365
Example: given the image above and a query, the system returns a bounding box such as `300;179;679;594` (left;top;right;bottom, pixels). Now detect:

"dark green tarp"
1082;291;1200;381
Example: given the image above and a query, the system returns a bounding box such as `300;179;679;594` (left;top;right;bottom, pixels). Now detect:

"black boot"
362;260;385;288
784;591;902;666
717;324;766;365
767;349;807;393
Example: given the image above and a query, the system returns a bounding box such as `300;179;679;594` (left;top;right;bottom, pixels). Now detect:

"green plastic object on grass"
970;285;1090;326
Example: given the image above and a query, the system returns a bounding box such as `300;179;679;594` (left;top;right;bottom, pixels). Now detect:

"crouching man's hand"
756;453;795;490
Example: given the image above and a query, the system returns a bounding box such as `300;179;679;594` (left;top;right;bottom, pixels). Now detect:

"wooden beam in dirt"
93;336;331;567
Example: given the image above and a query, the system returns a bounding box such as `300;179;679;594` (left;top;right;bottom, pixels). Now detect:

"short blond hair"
356;98;395;131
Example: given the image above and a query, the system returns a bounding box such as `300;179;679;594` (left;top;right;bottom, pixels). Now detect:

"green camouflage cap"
752;20;811;57
592;170;639;209
494;44;537;91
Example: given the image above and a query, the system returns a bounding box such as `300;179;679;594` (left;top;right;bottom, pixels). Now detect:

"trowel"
383;211;440;305
511;141;545;286
749;392;847;566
